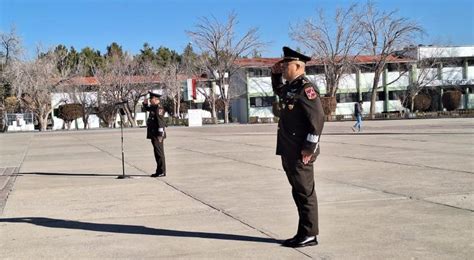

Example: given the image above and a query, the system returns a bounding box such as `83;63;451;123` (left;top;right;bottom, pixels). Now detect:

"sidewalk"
1;118;473;259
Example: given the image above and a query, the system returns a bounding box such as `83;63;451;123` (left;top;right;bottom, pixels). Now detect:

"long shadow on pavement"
0;217;279;244
18;172;148;177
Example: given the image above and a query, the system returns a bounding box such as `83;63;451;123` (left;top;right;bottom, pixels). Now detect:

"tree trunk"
82;110;88;129
173;97;178;118
177;91;181;119
84;114;89;129
83;116;88;129
39;113;48;131
124;107;137;127
369;72;382;119
224;100;229;123
211;98;217;124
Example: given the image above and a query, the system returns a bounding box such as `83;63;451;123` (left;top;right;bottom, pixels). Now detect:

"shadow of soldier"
0;217;280;244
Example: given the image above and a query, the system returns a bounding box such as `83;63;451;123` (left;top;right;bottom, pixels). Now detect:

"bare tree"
1;26;23;120
187;11;266;123
0;26;22;70
6;50;69;131
95;54;138;127
161;61;183;118
360;1;424;118
291;4;363;98
128;59;157;120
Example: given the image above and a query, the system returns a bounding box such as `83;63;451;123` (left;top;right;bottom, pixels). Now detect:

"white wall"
135;112;147;127
249;107;274;118
442;67;463;81
387;72;409;90
338;73;357;93
468;66;474;80
248;77;273;96
419;46;474;59
360;72;383;92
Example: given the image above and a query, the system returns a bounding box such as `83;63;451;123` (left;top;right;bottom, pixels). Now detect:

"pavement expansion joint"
334;155;474;175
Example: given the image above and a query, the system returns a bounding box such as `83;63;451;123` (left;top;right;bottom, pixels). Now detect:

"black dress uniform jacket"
143;104;167;139
272;73;325;160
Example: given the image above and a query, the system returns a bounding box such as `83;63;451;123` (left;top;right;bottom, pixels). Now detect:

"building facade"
231;45;474;123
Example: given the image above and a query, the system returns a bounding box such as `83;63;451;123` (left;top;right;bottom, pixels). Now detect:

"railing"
6;113;34;125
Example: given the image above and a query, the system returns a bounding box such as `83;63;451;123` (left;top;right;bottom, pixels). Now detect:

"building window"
358;64;376;73
387;63;409;72
442;59;464;68
306;65;325;75
250;96;276;107
248;68;271;77
336;93;359;103
377;92;385;101
389;90;405;100
362;92;379;102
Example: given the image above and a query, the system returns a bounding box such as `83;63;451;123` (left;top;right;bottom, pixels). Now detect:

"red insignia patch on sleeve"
304;86;318;100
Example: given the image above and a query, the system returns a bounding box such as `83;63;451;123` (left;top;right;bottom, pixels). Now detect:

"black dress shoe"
282;235;299;247
150;173;166;177
292;236;318;248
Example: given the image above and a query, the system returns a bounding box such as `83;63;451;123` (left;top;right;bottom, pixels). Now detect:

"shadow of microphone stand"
115;101;131;179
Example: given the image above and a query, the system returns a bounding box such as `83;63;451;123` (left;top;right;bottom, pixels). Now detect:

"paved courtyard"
0;118;473;259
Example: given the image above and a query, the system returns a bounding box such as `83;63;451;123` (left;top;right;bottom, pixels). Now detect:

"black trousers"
151;137;166;174
281;156;319;236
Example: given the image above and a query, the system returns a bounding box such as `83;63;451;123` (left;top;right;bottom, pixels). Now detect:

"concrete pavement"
0;118;473;259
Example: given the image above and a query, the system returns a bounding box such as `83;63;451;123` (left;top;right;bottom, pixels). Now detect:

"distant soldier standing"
272;47;325;248
143;90;167;177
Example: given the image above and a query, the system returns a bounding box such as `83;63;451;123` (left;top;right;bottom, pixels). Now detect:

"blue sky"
1;0;473;58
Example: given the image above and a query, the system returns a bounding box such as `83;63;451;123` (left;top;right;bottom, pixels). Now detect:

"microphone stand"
116;103;131;179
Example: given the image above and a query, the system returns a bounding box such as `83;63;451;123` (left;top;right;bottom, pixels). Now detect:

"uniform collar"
287;74;306;86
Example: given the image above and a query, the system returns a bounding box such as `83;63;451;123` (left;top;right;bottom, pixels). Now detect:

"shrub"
442;90;462;111
58;103;83;122
414;94;431;112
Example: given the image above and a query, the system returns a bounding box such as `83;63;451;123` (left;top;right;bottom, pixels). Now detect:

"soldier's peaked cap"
282;46;311;63
149;90;162;98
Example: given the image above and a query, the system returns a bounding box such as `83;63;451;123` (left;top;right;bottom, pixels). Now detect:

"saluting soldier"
271;47;325;248
143;90;167;177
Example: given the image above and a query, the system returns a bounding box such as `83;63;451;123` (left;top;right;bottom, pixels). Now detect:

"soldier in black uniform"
143;90;167;177
272;47;325;248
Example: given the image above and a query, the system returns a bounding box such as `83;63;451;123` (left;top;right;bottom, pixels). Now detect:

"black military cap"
148;90;162;98
282;46;311;63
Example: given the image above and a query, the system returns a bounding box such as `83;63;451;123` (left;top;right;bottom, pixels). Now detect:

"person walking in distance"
352;100;363;132
271;46;325;248
143;90;167;177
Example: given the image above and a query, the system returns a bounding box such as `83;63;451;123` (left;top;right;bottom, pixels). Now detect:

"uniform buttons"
292;133;295;136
